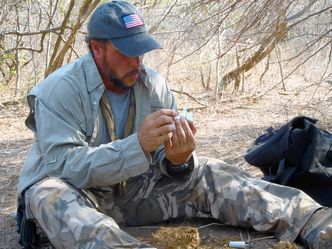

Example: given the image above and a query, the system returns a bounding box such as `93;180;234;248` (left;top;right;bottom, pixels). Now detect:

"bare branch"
0;32;47;56
1;26;69;36
170;88;208;107
148;0;178;34
46;0;102;76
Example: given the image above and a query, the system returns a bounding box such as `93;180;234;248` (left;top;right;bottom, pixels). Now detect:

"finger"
150;109;177;120
164;139;172;149
179;119;196;151
181;118;196;140
175;118;186;145
151;132;173;148
155;124;176;136
154;114;175;128
170;131;180;148
159;131;173;144
187;121;197;136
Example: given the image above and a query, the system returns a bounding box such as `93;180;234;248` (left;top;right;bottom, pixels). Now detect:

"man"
17;1;332;249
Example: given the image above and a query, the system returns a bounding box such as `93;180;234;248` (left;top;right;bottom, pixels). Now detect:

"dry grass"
152;226;200;249
269;241;299;249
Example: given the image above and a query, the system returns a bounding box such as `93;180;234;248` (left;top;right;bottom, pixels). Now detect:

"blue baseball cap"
87;1;161;56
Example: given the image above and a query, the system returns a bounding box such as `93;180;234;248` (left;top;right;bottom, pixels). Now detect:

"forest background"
0;0;331;248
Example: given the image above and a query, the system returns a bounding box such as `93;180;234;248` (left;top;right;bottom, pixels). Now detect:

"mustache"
109;67;142;81
124;67;142;78
107;67;142;91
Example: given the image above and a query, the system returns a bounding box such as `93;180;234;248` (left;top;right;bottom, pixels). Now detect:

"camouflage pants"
24;157;321;249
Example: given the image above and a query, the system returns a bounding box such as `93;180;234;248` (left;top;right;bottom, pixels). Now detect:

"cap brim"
111;32;161;57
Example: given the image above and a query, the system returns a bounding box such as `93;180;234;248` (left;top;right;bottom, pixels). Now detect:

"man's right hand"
138;109;177;153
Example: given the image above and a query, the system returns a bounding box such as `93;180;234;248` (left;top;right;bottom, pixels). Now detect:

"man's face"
95;41;142;91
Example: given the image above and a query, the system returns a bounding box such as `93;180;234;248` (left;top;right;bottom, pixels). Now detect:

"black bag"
17;193;38;249
244;116;332;206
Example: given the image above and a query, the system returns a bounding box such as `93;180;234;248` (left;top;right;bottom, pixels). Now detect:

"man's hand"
165;117;197;165
138;109;177;153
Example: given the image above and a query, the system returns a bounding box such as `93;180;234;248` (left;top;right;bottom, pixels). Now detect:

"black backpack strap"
263;158;296;184
278;158;297;185
17;192;38;249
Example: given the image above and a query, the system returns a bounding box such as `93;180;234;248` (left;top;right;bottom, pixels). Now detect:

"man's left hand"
164;117;197;165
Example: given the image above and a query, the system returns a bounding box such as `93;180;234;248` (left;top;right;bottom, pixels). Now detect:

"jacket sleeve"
33;82;150;190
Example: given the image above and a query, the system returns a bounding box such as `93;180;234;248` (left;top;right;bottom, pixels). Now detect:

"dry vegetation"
0;0;331;248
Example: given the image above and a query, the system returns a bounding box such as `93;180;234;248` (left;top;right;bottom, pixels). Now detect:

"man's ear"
91;40;104;59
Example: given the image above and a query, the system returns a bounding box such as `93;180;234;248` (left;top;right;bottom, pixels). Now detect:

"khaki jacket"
18;52;178;194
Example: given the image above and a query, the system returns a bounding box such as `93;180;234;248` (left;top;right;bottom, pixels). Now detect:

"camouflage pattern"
24;157;321;248
299;208;332;249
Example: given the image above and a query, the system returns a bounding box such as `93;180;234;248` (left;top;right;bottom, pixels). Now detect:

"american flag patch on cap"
123;14;144;29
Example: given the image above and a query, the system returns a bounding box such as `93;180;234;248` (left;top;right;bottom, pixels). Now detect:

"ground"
0;80;331;249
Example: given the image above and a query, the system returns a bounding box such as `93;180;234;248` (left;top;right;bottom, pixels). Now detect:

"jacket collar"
83;52;105;93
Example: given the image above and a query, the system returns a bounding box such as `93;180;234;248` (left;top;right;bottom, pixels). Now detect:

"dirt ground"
0;79;331;249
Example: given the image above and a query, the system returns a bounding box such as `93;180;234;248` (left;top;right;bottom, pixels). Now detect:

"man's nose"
130;56;142;67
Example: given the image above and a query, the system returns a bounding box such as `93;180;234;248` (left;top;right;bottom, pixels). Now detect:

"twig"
126;225;160;229
197;222;224;230
170;89;208;107
0;180;12;190
251;235;275;242
1;26;69;36
148;0;178;34
181;106;207;111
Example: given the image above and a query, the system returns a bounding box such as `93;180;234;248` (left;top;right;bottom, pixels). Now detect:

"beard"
108;73;131;91
101;55;140;91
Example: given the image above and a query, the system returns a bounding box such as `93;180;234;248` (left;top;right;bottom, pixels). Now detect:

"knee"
25;178;76;217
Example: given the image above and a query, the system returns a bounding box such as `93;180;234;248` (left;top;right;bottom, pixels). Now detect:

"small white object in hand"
171;107;193;131
175;107;193;122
